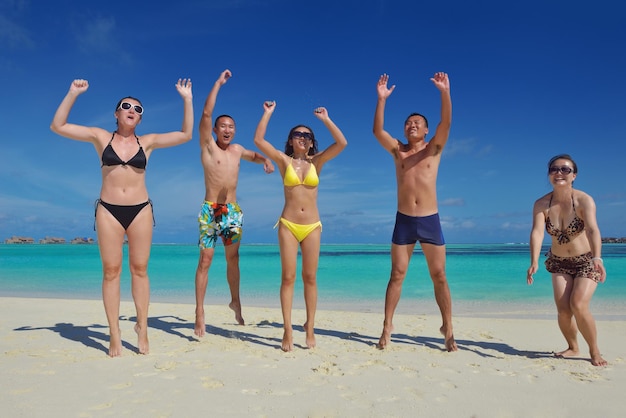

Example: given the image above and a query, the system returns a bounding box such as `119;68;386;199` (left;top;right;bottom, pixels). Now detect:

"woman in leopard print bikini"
527;154;607;366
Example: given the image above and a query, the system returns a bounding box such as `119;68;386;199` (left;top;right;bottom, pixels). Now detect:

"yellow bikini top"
283;158;319;187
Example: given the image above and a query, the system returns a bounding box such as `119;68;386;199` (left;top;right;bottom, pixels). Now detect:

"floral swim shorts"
198;201;243;249
544;250;601;283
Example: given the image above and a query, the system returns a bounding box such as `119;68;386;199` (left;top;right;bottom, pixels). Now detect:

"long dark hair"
284;125;318;157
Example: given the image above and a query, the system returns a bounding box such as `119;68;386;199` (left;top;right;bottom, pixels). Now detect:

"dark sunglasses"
549;166;574;175
117;102;144;115
291;131;313;140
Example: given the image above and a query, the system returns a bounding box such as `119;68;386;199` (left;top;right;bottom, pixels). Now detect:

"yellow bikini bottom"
275;217;322;242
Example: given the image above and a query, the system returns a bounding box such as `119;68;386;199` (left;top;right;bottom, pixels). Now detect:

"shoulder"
136;131;156;143
91;127;113;140
229;143;245;154
573;189;595;208
90;127;114;149
573;188;592;200
533;192;551;211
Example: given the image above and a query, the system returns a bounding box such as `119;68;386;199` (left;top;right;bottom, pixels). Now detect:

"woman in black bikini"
51;78;193;357
527;154;607;366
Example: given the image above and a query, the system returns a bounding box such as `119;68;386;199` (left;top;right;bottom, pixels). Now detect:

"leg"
300;227;322;349
551;273;579;358
125;205;154;354
421;243;457;352
569;278;606;366
378;243;414;349
95;205;126;357
194;247;215;337
224;242;244;325
278;223;299;352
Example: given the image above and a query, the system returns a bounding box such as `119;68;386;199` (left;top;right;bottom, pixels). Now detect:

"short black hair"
214;114;235;128
404;112;428;128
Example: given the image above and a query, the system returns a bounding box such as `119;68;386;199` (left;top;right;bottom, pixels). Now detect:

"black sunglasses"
291;131;312;140
117;102;144;115
549;166;574;175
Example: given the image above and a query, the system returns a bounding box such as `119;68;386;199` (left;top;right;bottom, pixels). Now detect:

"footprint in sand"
375;395;400;403
109;381;132;390
355;359;392;371
525;374;538;383
440;381;457;389
312;361;344;376
241;388;261;395
154;361;177;371
494;369;517;377
567;371;606;383
467;363;481;373
89;402;113;411
201;377;224;389
10;388;34;395
269;390;293;396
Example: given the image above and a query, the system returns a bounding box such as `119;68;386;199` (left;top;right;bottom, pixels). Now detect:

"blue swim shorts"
391;212;445;246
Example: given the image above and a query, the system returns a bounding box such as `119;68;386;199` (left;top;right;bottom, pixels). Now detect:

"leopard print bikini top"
545;194;584;245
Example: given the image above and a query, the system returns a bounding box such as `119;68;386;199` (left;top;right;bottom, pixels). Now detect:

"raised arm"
199;69;231;147
373;73;399;153
527;198;546;285
253;101;285;167
428;72;452;151
50;79;104;144
149;78;194;149
311;107;347;168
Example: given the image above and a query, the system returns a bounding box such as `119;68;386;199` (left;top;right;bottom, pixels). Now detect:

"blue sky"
1;0;624;245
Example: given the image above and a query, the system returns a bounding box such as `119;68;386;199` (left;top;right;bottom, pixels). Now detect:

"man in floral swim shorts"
193;70;274;337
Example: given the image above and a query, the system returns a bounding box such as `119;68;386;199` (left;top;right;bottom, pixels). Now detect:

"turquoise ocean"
1;243;625;319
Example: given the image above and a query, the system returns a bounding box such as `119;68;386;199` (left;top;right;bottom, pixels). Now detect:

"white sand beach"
1;296;624;417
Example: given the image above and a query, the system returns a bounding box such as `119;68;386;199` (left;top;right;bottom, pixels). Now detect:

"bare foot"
590;351;608;367
194;309;205;337
554;347;579;358
281;328;293;352
440;325;458;352
108;330;122;357
303;321;316;349
134;323;149;354
229;301;245;325
377;323;393;349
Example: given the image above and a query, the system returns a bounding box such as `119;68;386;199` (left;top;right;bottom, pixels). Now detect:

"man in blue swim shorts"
194;70;274;337
373;71;457;352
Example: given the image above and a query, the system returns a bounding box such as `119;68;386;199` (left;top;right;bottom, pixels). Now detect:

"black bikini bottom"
94;199;154;230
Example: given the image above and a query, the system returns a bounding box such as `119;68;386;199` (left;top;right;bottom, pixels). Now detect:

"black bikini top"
101;132;147;170
545;194;585;245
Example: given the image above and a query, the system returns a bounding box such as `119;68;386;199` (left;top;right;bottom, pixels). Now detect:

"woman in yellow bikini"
254;101;347;352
